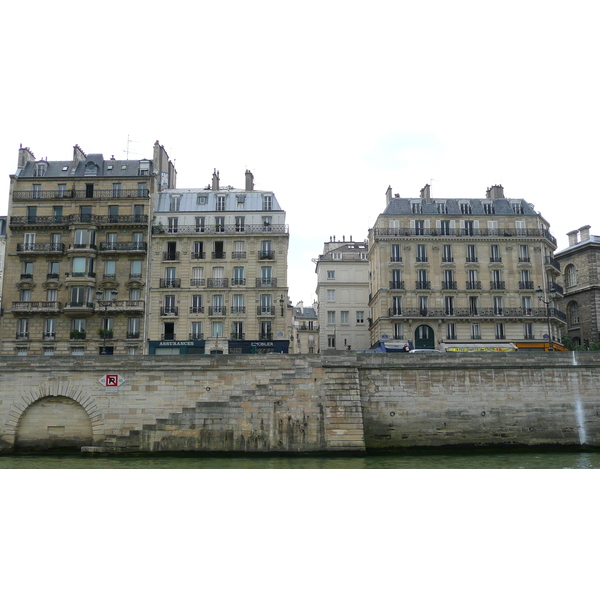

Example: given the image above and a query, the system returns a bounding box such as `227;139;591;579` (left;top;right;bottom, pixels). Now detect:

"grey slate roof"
156;188;283;213
383;197;537;216
294;307;318;319
16;155;151;178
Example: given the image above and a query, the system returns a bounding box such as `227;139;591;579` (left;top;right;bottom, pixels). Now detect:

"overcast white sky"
2;0;599;303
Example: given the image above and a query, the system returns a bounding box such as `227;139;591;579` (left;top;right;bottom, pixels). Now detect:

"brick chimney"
579;225;591;242
212;169;220;191
486;185;505;199
18;144;35;168
245;169;254;191
73;144;87;162
386;185;393;206
567;229;579;246
420;184;431;200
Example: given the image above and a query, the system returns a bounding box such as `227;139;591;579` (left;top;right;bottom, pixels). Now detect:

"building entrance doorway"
414;325;435;349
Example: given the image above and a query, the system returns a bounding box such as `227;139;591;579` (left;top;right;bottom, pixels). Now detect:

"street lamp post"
537;286;557;351
279;294;285;317
96;289;118;355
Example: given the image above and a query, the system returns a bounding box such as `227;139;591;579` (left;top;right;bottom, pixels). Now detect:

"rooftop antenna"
124;135;144;159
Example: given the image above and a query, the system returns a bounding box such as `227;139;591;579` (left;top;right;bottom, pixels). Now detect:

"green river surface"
1;449;600;468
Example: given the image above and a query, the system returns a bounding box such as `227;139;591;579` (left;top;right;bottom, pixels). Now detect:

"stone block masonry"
1;353;600;453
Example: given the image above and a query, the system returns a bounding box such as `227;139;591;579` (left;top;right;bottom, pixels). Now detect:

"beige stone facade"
367;184;566;351
147;170;290;354
0;142;176;356
291;301;319;354
314;237;370;351
555;226;600;347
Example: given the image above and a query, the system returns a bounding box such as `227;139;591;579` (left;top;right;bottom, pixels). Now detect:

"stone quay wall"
0;353;599;453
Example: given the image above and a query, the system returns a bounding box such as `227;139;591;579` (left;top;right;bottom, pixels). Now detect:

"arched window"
565;264;577;287
568;301;580;326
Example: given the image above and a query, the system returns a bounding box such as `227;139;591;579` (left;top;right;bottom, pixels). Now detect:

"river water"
1;449;599;468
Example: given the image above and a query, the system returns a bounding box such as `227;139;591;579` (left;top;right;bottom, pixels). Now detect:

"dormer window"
411;203;422;214
262;195;273;211
33;162;47;177
84;161;99;176
484;203;495;214
512;203;524;214
169;195;180;212
460;203;472;214
436;202;448;214
236;194;246;204
216;195;226;211
197;194;208;205
138;160;150;176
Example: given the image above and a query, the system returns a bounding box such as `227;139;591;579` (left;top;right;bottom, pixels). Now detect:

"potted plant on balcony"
70;330;86;339
98;329;113;339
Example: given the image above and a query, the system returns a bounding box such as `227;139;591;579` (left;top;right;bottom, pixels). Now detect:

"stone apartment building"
291;301;319;354
367;184;566;351
0;142;176;356
148;170;290;354
555;225;600;347
314;236;370;351
0;216;6;307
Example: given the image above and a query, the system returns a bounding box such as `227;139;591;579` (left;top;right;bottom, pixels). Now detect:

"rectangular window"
212;321;223;338
446;323;456;340
391;244;401;262
327;311;335;324
494;296;503;316
440;220;451;235
191;295;203;313
522;296;532;315
495;323;506;339
519;245;530;262
327;289;335;302
471;323;481;339
138;182;148;197
195;216;205;233
416;244;427;262
340;311;349;324
262;195;273;211
442;245;453;262
524;323;534;339
327;335;336;348
167;217;178;233
392;296;402;316
216;196;226;211
356;311;364;324
112;184;122;198
394;323;403;340
130;260;142;278
215;217;225;232
490;244;501;262
104;260;116;278
467;245;477;262
235;216;245;232
444;296;455;316
327;270;335;279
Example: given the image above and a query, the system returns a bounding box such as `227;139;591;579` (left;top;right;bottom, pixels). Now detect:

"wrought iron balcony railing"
258;251;275;260
159;278;181;288
152;224;289;235
162;251;180;261
13;189;149;200
190;306;205;314
208;306;226;316
99;242;147;252
190;278;205;287
12;301;62;312
17;243;65;253
189;333;204;340
389;281;405;290
207;278;229;288
160;306;178;316
257;307;275;316
256;278;277;287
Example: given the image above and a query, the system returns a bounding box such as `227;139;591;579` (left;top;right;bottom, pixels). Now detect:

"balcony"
64;302;95;315
109;300;144;313
466;281;481;290
549;282;564;296
390;256;402;262
211;252;226;259
519;256;531;263
127;331;141;339
489;256;502;263
161;334;176;341
490;281;506;290
191;252;206;259
256;278;277;288
230;333;245;341
231;278;246;286
388;308;403;317
415;256;428;263
160;306;178;316
466;257;478;263
99;242;147;252
190;278;205;287
545;256;561;272
10;215;67;228
258;251;275;260
372;227;557;246
13;189;149;201
159;278;181;288
389;281;405;290
441;256;454;263
11;301;62;314
189;333;204;341
190;306;205;314
17;243;65;254
152;224;289;236
208;307;226;316
20;273;33;280
519;281;535;290
231;251;246;259
15;332;29;340
207;278;229;288
259;333;273;341
42;333;56;341
257;307;275;316
46;273;60;280
442;281;457;290
415;281;431;290
163;251;180;261
231;306;246;314
69;331;87;340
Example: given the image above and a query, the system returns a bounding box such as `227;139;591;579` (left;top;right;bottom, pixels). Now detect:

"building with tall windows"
314;236;370;351
291;301;319;354
367;184;566;351
555;226;600;348
0;142;176;356
148;170;290;354
0;216;6;309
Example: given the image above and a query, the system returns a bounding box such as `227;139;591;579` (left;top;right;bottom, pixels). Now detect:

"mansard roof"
383;197;537;217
